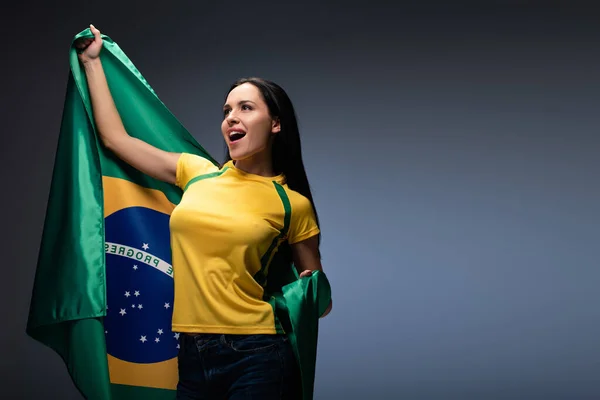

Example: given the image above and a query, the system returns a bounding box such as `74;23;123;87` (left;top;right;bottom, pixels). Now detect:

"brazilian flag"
26;27;331;400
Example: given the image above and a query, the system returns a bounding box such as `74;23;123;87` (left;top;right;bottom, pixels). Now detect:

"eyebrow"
223;100;256;109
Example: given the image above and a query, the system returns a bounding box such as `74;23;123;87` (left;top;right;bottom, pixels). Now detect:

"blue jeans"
176;333;301;399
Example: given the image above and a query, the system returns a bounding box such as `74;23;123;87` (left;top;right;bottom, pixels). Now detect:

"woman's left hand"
298;270;314;278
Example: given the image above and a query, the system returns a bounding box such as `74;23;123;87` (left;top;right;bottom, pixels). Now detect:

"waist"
172;279;280;334
178;332;291;355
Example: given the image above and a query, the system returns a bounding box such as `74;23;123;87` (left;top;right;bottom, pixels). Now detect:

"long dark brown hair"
223;77;321;248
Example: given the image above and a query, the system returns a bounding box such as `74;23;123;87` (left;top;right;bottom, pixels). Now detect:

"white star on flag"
131;304;135;308
177;344;180;349
133;265;138;270
142;243;149;250
140;336;147;343
119;309;126;316
138;304;143;310
155;338;160;343
164;303;171;309
158;329;164;335
174;333;180;340
124;291;130;297
134;290;140;297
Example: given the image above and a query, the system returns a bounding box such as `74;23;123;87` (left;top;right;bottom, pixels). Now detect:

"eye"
241;104;252;111
223;108;231;117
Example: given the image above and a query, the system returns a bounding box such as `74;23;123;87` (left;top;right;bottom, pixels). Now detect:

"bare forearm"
73;25;178;184
82;59;129;148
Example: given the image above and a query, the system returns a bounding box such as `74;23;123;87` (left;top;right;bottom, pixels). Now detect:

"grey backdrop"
3;2;599;399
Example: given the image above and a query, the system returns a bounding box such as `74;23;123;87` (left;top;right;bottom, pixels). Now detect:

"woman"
75;24;332;400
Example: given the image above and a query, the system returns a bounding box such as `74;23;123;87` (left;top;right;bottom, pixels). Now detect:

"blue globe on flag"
104;206;179;364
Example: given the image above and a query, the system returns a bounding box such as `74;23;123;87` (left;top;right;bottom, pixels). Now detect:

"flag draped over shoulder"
26;27;331;400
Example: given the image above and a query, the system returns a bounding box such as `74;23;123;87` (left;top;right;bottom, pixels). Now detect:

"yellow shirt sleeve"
175;153;219;190
288;193;320;244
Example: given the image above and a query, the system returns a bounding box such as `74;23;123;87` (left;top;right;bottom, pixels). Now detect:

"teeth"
229;131;245;140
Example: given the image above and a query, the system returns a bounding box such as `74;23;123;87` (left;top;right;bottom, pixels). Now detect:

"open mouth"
229;131;246;143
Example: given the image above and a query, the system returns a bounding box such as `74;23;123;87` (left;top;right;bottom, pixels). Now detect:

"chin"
228;146;263;161
228;150;246;161
228;150;241;160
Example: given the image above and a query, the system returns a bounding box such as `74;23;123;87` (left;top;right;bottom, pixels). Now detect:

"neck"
232;149;276;177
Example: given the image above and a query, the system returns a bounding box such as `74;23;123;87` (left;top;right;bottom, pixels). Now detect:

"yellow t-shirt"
169;153;320;334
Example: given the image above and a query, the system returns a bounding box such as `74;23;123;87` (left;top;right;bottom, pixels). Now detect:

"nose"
226;111;239;125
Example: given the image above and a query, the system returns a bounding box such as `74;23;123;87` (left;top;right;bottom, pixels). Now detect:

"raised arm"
76;24;179;184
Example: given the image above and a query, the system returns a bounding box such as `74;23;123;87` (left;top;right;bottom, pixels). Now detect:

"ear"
271;118;281;134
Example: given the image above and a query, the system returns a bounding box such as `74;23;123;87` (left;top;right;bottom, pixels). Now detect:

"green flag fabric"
26;27;331;400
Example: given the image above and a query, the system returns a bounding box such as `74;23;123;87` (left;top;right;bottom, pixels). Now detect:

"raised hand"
75;24;103;64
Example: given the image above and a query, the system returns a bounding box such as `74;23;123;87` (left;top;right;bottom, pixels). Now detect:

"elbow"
97;130;114;150
100;131;127;152
101;137;113;151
